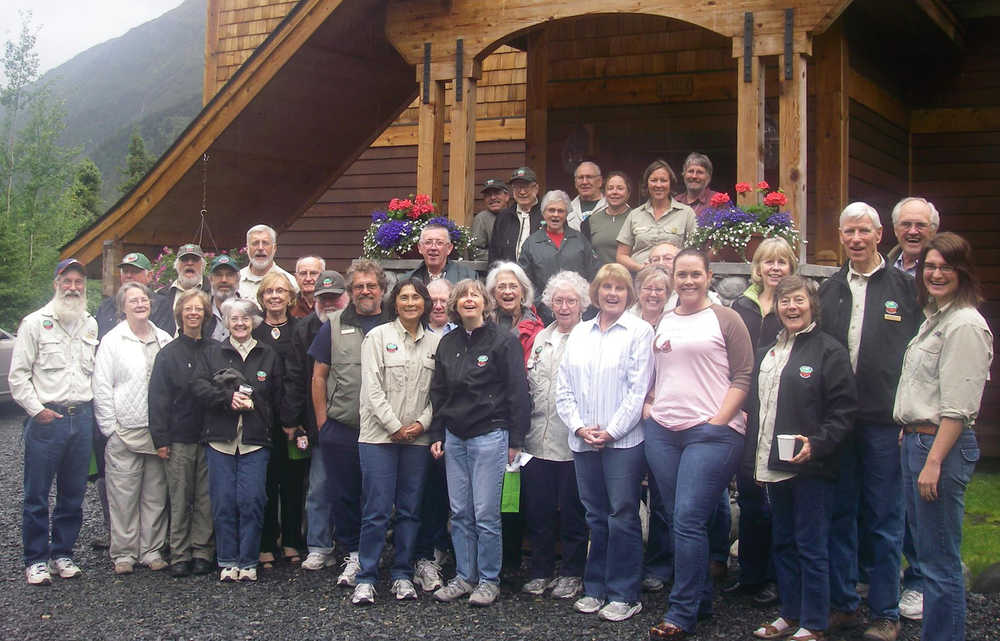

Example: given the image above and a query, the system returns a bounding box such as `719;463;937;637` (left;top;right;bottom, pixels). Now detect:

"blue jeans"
22;405;93;565
356;443;430;583
318;420;362;552
828;424;903;619
415;455;451;559
903;429;978;641
205;446;270;569
445;429;507;584
574;444;644;603
737;469;774;585
304;449;333;555
644;420;744;632
644;467;674;583
522;457;588;579
770;475;834;631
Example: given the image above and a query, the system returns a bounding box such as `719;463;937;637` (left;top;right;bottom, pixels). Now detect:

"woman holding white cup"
742;275;857;641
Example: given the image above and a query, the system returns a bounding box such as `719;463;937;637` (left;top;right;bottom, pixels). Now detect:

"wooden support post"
202;0;222;105
416;79;445;205
736;55;765;190
814;22;848;265
448;76;477;227
525;27;549;190
101;239;122;298
779;51;808;263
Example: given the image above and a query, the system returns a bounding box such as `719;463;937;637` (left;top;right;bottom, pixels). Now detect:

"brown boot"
828;609;862;631
862;618;901;641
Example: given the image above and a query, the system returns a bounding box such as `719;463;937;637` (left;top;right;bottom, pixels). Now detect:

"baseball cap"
508;167;537;184
54;258;85;278
480;178;510;195
119;252;152;271
177;243;204;259
209;254;238;272
314;270;346;296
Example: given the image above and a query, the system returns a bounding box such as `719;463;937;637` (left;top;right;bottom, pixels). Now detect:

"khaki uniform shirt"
359;319;439;445
616;199;697;265
754;324;817;483
893;301;993;429
846;255;885;372
210;337;263;455
525;324;573;462
9;303;98;418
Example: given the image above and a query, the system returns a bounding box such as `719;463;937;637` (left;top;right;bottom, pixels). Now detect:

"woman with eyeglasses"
253;272;305;567
893;232;992;641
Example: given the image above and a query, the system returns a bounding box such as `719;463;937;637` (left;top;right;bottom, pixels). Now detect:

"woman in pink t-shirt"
646;248;754;640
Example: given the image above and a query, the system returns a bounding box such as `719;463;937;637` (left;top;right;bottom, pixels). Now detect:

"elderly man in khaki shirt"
9;259;99;586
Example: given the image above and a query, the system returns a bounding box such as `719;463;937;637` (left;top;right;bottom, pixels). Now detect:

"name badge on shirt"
341;327;355;335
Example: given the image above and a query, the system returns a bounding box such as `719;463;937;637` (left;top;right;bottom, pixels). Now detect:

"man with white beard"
204;255;242;342
9;259;99;585
158;244;209;335
280;270;347;570
238;224;298;303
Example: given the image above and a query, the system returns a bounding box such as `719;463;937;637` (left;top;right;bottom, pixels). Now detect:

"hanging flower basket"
362;194;472;259
690;181;800;263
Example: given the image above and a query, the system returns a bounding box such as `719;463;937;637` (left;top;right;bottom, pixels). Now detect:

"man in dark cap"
489;167;542;265
158;244;209;335
95;252;169;340
469;178;510;261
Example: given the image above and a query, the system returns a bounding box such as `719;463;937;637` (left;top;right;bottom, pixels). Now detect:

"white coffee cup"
777;434;797;461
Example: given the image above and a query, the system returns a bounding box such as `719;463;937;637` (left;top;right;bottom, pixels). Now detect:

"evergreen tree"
67;158;103;226
118;129;153;196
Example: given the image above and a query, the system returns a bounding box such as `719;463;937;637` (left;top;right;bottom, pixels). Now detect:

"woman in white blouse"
556;262;653;623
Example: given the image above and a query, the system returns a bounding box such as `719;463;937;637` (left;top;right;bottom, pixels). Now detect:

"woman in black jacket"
148;289;216;578
743;276;856;641
192;298;283;583
428;278;530;607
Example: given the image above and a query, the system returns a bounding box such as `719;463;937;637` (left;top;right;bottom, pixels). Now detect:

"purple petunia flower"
371;211;388;222
374;220;412;249
766;212;792;227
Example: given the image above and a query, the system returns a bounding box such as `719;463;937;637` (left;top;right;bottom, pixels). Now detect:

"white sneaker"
551;576;583;600
301;552;335;571
48;557;82;579
414;558;443;592
337;552;361;587
573;595;605;613
598;600;643;622
521;577;549;595
434;576;474;602
219;567;239;582
468;582;500;607
26;562;51;586
899;588;923;620
238;567;258;582
352;582;376;605
391;578;418;600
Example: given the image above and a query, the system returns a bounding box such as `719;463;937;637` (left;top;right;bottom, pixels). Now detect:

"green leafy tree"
118;129;153;196
1;11;40;223
66;157;103;226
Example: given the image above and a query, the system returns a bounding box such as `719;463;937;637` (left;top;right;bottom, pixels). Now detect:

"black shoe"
169;561;191;578
752;583;779;606
721;580;761;595
191;558;214;575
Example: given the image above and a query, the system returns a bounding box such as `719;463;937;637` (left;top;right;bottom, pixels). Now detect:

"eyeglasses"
296;270;321;278
551;297;579;308
923;262;955;274
898;221;931;231
262;287;289;296
352;283;379;292
420;239;450;247
641;286;667;295
495;283;521;292
575;174;599;181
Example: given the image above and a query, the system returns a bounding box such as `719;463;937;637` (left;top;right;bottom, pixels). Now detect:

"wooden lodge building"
62;0;1000;452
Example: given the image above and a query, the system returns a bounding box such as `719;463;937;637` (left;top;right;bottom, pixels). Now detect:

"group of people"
10;154;991;641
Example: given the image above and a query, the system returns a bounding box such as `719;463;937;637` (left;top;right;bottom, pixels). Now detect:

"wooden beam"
914;0;964;48
524;27;548;190
203;0;222;105
736;55;765;191
731;32;812;58
812;0;855;35
416;79;445;205
101;239;122;298
448;76;477;227
779;51;808;263
848;69;910;129
372;117;526;147
814;21;848;266
911;107;1000;134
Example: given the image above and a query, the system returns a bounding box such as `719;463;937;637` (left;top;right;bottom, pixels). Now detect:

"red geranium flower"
764;191;788;208
398;199;414;211
709;192;731;208
414;194;431;207
734;182;752;194
757;181;770;190
388;198;402;211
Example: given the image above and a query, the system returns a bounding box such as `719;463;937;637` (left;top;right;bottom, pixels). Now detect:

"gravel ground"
0;403;996;641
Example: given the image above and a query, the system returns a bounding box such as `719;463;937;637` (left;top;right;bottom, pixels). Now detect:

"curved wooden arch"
385;0;851;65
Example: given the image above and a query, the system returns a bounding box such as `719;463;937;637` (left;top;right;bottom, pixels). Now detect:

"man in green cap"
96;252;168;340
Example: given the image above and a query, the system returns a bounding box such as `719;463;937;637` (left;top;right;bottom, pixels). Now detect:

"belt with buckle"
44;402;89;416
903;423;938;436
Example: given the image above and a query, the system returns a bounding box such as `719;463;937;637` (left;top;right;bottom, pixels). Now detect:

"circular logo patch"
885;300;899;314
386;343;398;353
799;365;813;379
42;319;53;329
476;355;489;367
534;345;543;354
321;277;333;287
256;370;267;382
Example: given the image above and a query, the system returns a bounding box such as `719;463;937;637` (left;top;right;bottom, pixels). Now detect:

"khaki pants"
105;433;168;566
165;442;215;563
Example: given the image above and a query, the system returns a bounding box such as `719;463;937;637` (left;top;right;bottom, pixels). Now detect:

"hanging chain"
195;152;220;253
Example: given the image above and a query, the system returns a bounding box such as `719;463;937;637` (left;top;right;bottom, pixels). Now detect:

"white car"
0;328;14;402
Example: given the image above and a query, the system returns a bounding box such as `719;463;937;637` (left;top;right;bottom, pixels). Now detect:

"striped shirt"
556;311;654;451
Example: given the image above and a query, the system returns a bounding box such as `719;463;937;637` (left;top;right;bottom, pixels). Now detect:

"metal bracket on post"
422;42;431;104
743;12;753;83
455;38;464;101
784;9;794;80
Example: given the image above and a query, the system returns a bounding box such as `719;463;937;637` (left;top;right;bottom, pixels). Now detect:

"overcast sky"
2;0;185;74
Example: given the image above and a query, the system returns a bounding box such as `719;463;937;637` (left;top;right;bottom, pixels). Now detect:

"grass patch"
963;457;1000;578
